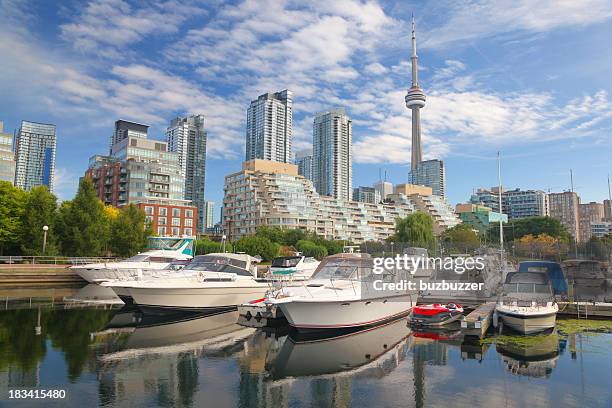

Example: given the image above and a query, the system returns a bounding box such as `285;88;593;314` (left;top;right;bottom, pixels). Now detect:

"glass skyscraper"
409;159;445;198
14;120;56;192
312;108;352;200
166;115;207;233
0;121;16;184
295;149;313;182
245;90;293;163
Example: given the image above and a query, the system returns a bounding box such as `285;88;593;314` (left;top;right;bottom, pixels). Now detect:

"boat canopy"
518;261;567;295
311;253;373;280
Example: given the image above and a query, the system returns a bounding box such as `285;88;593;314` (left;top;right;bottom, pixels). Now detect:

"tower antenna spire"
406;13;426;171
411;14;418;86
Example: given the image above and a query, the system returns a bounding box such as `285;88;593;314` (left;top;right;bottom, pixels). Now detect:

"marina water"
1;288;611;408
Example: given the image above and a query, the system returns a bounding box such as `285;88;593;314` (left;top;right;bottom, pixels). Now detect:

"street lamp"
221;234;227;253
42;225;49;254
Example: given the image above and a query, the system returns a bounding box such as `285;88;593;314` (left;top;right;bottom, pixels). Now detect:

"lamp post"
42;225;49;255
221;234;227;253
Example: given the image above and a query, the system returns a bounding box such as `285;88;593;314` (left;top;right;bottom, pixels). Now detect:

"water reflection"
96;309;254;359
496;331;561;378
267;318;412;379
1;299;612;407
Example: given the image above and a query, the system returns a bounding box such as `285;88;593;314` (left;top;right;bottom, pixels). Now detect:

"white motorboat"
71;236;194;283
105;253;270;311
495;271;558;334
266;255;320;281
264;253;418;330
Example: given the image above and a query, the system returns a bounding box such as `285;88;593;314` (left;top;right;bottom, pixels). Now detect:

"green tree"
20;186;58;255
318;239;344;255
109;204;150;257
441;223;479;252
234;235;279;261
255;226;285;244
194;238;232;255
282;229;308;246
0;181;27;255
392;212;435;248
296;239;328;260
56;178;108;256
488;216;570;243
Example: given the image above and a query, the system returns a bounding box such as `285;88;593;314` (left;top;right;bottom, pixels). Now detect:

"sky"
1;0;612;222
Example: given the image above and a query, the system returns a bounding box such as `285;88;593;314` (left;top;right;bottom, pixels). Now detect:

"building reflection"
0;303;601;408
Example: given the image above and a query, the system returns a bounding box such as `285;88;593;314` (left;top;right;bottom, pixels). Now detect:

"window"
172;218;181;226
172;227;180;236
184;218;193;227
159;207;168;216
158;217;167;226
158;226;166;235
145;216;153;225
185;210;193;218
172;208;181;217
144;206;154;215
184;228;192;236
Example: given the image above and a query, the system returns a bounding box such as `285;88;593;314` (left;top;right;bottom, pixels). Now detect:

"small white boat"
72;237;194;283
266;255;320;281
495;271;558;334
105;253;270;312
264;253;418;330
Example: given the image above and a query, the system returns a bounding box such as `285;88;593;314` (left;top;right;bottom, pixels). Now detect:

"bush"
234;236;279;261
296;240;328;260
195;238;232;255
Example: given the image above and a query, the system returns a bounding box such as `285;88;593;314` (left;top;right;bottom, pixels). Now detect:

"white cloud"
2;0;612;171
423;0;612;49
365;62;388;75
60;0;207;58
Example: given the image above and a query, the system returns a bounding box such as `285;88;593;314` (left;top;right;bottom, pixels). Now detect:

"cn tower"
405;16;426;170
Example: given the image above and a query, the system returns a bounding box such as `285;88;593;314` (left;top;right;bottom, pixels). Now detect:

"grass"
481;318;612;350
555;319;612;335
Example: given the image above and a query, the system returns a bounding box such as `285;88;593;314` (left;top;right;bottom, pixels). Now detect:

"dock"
460;302;496;339
557;301;612;319
0;264;86;286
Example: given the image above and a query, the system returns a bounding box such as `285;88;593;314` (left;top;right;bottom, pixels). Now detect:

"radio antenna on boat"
497;151;504;266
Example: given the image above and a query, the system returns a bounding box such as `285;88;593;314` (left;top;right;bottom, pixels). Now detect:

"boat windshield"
271;257;301;268
311;258;373;280
504;283;551;294
189;262;252;276
192;255;248;270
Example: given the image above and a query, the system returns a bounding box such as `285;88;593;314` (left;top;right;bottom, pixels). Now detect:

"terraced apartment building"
222;160;459;243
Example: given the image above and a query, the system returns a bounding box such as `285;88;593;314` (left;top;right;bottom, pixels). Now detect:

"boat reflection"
95;308;254;362
496;330;561;378
266;317;412;379
63;284;124;305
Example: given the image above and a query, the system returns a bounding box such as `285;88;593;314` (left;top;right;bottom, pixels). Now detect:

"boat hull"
496;307;557;334
73;264;168;283
126;285;268;311
276;294;416;330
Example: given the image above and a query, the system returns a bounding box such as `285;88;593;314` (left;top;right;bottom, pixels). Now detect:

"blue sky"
1;0;612;222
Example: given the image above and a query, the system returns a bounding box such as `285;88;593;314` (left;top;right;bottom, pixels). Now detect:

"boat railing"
0;256;120;265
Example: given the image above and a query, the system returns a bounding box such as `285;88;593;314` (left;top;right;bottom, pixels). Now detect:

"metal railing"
0;256;120;265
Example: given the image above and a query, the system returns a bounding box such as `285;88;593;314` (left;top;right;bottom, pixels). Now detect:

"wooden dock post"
460;302;496;339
